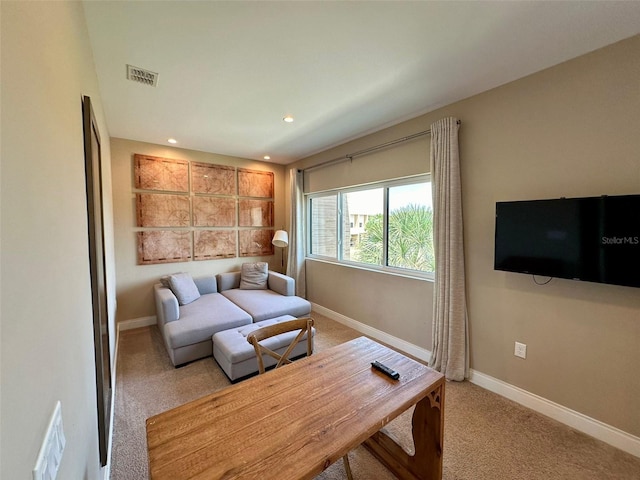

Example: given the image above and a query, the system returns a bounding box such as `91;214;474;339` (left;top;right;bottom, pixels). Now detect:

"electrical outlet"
514;341;527;359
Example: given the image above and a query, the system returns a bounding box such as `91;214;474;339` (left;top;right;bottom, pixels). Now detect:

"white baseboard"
468;369;640;458
117;315;156;331
310;303;432;363
311;302;640;459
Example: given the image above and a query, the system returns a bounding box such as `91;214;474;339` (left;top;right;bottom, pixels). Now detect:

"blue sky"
346;182;432;215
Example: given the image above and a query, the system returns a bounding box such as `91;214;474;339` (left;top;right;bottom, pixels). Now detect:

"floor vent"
126;65;158;87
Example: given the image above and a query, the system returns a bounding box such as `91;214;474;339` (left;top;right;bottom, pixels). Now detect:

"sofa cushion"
168;272;201;305
163;293;252;349
221;288;311;322
161;271;192;288
217;271;240;292
239;262;268;290
193;274;217;295
163;274;217;295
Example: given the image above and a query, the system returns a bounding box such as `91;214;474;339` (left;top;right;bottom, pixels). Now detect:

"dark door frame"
83;95;112;467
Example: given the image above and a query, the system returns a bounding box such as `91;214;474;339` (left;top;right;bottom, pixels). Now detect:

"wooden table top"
146;336;444;480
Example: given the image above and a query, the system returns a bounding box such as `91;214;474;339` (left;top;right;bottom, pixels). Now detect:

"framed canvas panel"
238;168;274;198
239;229;275;257
137;230;192;264
136;193;190;227
134;154;189;192
192;196;235;227
194;230;237;260
191;162;236;195
238;199;273;227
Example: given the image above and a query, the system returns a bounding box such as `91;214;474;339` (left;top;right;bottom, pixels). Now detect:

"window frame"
306;174;434;281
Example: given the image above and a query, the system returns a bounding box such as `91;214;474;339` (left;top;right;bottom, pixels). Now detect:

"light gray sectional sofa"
154;268;311;368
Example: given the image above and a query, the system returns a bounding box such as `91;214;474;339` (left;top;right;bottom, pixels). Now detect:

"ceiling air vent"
126;65;158;87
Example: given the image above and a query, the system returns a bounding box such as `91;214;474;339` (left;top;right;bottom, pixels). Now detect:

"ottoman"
212;315;315;382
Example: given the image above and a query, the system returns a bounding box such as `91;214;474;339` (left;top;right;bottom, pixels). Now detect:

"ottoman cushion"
212;315;315;381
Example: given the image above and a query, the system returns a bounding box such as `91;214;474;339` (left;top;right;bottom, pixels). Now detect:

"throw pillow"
168;272;201;305
239;262;268;290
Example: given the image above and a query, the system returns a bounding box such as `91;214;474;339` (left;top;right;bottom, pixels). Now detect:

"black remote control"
371;360;400;380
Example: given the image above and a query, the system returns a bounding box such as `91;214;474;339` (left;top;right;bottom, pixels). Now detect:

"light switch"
33;401;65;480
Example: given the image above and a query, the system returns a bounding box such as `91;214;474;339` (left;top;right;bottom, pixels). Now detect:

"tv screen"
494;195;640;288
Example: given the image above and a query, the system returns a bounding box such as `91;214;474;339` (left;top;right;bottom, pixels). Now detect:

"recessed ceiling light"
283;115;294;123
263;155;271;160
167;138;177;144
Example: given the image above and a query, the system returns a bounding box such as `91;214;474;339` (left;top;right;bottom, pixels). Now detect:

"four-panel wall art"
134;154;275;265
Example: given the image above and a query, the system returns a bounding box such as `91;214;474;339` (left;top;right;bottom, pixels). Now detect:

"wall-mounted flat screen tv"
494;194;639;288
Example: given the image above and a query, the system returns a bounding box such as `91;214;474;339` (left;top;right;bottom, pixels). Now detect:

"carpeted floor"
110;313;640;479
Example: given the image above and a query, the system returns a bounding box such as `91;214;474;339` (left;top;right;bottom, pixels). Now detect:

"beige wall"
457;34;640;437
292;35;640;437
1;2;116;478
110;138;286;322
307;260;434;350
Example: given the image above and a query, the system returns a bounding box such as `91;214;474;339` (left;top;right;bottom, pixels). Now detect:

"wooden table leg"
363;382;444;480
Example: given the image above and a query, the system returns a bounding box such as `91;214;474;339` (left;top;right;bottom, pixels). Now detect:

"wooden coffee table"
146;336;445;479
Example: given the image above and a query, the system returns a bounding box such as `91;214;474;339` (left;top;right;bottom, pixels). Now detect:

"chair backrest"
247;318;314;374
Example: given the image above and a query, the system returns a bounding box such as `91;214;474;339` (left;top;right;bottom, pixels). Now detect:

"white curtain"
429;117;469;381
286;168;306;298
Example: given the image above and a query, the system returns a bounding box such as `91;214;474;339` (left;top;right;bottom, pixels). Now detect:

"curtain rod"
301;119;461;173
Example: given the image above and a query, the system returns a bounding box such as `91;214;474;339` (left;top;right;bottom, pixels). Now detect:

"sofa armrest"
154;283;180;325
268;271;295;296
217;271;241;292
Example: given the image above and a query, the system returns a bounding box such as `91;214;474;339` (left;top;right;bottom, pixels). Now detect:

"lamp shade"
272;230;289;248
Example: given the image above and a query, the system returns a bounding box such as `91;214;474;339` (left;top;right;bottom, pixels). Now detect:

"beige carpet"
110;313;640;479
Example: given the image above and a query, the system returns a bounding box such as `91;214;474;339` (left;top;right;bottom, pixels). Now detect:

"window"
342;188;383;264
309;195;337;257
307;175;434;278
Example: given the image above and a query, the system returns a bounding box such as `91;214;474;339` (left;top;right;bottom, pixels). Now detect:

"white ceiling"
83;1;640;165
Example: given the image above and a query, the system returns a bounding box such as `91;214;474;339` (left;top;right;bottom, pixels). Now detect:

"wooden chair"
246;317;354;480
246;317;314;374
